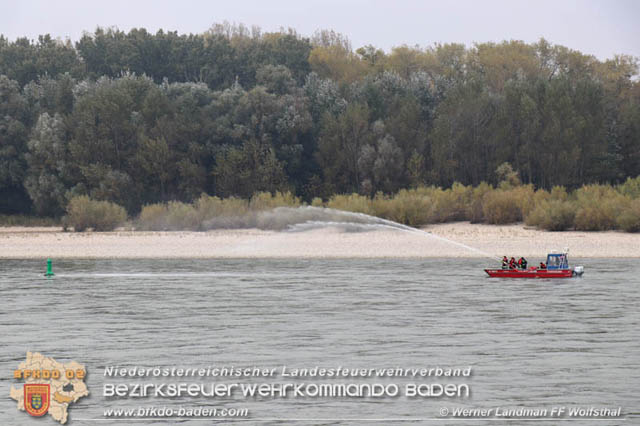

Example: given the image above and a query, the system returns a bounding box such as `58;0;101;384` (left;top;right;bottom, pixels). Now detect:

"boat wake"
55;272;278;278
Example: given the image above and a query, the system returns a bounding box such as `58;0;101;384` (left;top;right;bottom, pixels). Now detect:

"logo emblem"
24;384;50;416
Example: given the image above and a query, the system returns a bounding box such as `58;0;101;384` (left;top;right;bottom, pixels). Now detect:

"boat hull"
484;268;575;278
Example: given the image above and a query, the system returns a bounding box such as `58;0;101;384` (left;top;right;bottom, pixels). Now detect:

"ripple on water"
0;258;638;425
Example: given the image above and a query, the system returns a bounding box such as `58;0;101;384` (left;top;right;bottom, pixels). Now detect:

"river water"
1;258;638;425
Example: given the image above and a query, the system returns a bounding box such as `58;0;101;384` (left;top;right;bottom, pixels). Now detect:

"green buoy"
44;258;55;277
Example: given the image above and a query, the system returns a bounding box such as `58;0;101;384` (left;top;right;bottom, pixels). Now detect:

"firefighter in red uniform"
518;257;528;269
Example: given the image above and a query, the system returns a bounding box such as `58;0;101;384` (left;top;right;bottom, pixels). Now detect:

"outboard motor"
573;266;584;276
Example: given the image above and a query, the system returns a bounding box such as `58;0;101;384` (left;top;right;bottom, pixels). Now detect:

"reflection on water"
0;258;638;425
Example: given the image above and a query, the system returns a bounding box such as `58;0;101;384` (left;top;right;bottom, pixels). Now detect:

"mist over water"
207;206;497;259
202;206;381;230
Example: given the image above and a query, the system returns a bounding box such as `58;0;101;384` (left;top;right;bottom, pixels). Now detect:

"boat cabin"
546;253;568;270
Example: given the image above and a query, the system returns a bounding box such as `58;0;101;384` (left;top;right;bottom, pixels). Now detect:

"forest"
0;23;639;223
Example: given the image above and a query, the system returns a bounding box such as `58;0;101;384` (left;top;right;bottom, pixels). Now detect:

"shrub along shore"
45;175;640;233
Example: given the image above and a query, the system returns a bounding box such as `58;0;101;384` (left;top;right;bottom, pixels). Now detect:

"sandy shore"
0;222;638;259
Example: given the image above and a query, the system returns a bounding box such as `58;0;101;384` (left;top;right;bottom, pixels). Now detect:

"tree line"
0;23;638;216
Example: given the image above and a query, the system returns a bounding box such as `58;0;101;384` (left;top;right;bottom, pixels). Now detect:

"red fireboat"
485;251;584;278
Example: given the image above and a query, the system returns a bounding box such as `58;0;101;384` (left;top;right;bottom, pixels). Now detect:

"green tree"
358;121;404;194
0;75;31;213
134;137;171;200
0;35;84;87
316;103;371;193
430;80;499;186
24;112;69;215
213;139;287;198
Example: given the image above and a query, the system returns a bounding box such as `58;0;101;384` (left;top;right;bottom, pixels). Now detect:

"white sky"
2;0;639;60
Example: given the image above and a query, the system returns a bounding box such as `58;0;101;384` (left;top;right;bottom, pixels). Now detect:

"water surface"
1;258;638;425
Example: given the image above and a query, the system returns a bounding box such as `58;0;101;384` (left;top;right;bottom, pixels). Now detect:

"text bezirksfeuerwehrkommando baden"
103;381;470;398
104;366;471;378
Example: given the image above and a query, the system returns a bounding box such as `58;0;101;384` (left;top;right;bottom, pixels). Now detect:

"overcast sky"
3;0;639;60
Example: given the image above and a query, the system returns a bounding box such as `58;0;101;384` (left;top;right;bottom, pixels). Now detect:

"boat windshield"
546;254;568;269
